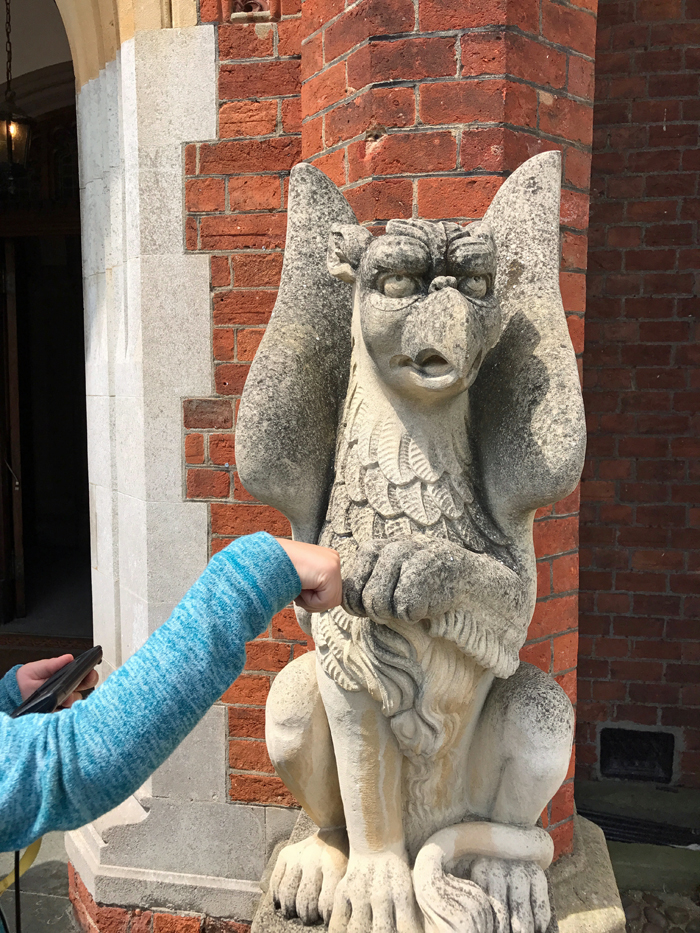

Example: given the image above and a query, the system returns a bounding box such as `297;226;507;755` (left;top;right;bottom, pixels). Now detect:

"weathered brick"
211;256;231;287
222;674;271;705
231;253;283;288
187;469;230;499
153;915;202;933
324;86;416;148
183;399;233;430
228;175;281;212
236;328;265;361
344;178;413;222
228;705;266;738
215;363;250;396
417;175;504;221
302;62;348;119
324;0;415;64
213;327;235;361
347;131;457;182
218;23;274;60
310;148;346;186
346;36;458;90
420;79;504;127
542;0;597;57
199;138;301;174
219;60;300;100
245;640;293;671
211;503;291;536
229;773;296;805
419;0;538;32
219;100;278;138
210;433;236;465
277;17;302;57
302;0;345;35
229;738;275;772
185;433;205;464
201;214;287;252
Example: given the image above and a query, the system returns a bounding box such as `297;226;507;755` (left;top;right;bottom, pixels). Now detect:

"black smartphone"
10;646;103;718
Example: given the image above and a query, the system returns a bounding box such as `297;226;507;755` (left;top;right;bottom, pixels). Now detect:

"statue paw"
271;829;349;925
470;858;550;933
343;537;467;624
329;850;423;933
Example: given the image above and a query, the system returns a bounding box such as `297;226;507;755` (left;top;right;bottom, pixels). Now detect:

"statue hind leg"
266;650;349;924
414;663;573;933
465;662;574;933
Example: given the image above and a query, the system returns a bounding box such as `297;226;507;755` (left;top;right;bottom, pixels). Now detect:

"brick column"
298;0;598;857
182;0;598;859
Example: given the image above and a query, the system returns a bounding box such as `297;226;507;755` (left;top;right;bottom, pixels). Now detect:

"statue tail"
412;821;553;933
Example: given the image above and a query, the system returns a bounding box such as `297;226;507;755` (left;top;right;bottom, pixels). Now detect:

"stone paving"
0;833;75;932
623;891;700;933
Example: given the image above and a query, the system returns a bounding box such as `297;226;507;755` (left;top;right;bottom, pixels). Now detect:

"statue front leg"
316;659;423;933
266;651;349;924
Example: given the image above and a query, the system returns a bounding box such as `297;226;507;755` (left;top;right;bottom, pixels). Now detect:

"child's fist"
275;539;342;613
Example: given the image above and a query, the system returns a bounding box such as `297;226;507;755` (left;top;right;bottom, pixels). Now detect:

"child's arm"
0;532;316;851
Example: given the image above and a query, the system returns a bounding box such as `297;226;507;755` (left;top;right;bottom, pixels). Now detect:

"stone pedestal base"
550;816;626;933
251;814;625;933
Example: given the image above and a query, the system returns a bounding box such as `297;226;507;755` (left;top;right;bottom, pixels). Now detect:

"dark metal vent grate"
600;727;675;784
578;808;700;847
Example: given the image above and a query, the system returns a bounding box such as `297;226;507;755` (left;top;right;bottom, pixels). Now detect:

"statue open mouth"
391;349;455;385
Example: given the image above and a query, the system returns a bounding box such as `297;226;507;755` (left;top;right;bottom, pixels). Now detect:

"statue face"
328;220;501;402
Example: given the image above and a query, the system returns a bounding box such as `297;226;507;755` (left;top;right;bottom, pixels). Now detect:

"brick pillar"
298;0;598;858
578;0;700;788
182;0;597;859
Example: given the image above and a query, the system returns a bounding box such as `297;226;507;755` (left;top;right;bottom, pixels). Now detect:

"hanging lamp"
0;0;32;168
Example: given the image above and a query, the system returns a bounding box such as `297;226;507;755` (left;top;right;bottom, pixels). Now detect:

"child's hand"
275;539;342;613
16;655;99;708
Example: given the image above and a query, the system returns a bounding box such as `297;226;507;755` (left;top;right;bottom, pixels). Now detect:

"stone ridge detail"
180;0;601;855
68;863;252;933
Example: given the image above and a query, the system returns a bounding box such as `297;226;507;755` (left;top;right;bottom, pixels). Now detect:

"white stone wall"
79;28;213;673
67;25;298;918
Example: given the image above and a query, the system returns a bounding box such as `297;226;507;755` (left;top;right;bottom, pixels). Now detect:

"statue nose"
429;275;458;293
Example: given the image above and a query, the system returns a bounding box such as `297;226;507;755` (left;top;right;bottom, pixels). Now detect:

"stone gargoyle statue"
236;152;586;933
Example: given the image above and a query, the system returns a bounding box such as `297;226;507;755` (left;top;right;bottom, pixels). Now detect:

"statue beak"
397;287;483;388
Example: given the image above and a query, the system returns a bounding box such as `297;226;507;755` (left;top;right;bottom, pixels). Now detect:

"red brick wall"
578;0;700;787
184;0;599;857
69;863;249;933
184;1;306;808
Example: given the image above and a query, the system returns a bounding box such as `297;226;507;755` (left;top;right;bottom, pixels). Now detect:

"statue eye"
377;273;420;298
459;275;489;299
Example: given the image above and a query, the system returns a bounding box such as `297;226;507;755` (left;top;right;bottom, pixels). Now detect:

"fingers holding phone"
15;654;100;710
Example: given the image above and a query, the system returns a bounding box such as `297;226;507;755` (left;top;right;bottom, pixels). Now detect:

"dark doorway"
5;236;92;631
0;90;92;674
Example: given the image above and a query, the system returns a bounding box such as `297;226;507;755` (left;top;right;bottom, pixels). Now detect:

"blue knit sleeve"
0;532;300;852
0;666;22;715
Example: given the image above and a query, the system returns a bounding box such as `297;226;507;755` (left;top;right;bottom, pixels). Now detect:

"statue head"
327;218;502;402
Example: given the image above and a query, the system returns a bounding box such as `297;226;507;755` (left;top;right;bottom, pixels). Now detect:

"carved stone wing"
235;163;358;543
473;151;586;522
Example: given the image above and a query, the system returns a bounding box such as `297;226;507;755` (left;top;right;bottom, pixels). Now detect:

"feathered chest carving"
318;361;508;561
312;360;519;756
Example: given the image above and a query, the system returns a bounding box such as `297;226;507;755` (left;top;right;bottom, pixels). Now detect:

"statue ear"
327;224;373;282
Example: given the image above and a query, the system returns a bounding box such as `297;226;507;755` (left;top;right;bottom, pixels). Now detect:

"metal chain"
5;0;12;100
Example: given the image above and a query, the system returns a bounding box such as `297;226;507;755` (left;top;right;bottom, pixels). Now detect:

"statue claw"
271;830;349;925
470;858;550;933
